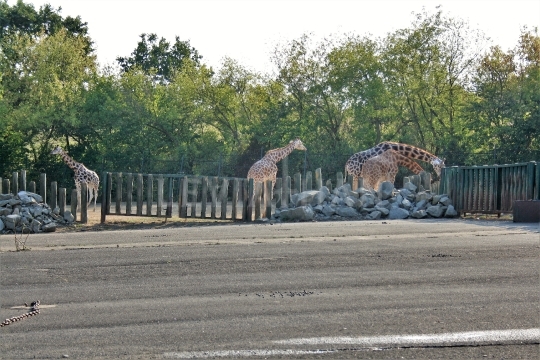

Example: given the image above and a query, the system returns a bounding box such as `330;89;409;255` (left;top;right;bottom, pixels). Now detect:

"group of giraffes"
50;139;444;212
247;138;445;192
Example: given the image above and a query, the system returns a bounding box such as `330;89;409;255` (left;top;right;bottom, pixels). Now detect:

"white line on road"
163;328;539;358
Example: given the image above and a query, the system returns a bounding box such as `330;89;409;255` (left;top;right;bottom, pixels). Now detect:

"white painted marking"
163;328;539;358
276;328;540;346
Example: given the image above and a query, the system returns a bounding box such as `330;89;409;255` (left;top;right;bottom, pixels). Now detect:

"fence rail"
439;162;539;215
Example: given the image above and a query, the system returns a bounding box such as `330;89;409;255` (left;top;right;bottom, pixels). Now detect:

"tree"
116;33;202;83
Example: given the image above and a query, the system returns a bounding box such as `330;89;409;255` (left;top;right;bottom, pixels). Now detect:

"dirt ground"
54;204;514;234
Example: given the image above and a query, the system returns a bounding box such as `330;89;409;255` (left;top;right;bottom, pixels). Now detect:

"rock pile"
0;191;75;234
274;181;458;222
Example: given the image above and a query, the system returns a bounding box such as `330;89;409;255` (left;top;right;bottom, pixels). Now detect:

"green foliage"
1;1;538;185
116;33;202;83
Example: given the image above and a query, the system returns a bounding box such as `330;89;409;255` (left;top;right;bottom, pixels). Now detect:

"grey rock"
0;208;11;216
335;207;359;217
360;193;376;208
388;207;410;219
295;190;319;207
411;209;428;218
42;223;57;232
401;199;413;210
4;214;21;230
426;205;445;217
322;205;336;217
444;204;458;217
365;210;382;220
0;218;4;232
403;181;418;193
379;182;394;200
64;211;75;223
440;196;452;206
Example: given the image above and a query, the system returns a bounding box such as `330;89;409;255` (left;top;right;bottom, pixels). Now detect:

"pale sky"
11;0;540;73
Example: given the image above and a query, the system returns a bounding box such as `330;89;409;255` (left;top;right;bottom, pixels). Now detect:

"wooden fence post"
20;170;26;191
100;172;108;223
293;173;302;194
146;174;153;216
220;178;228;220
166;177;173;218
28;181;36;194
157;175;164;217
305;171;312;191
2;178;9;195
190;177;199;218
136;174;143;216
247;178;254;221
210;177;218;219
59;188;66;215
12;172;18;194
180;176;188;218
71;189;78;221
283;176;291;209
254;181;262;220
50;181;57;209
107;172;113;215
126;173;133;215
336;172;343;189
315;168;322;190
0;177;2;194
275;178;283;209
232;178;239;220
265;179;272;219
81;182;88;223
40;173;47;204
116;172;123;214
201;176;208;218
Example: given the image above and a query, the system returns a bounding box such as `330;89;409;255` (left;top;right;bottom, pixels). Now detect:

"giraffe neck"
394;152;424;174
263;142;296;164
58;151;82;172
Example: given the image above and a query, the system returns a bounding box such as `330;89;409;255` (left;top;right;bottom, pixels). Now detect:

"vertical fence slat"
306;171;312;191
40;173;47;204
81;182;88;224
189;178;198;218
157;175;164;217
146;174;153;216
315;168;322;190
294;173;302;194
220;178;228;220
254;181;262;220
50;181;57;210
116;172;123;214
136;174;143;216
247;178;254;221
336;172;343;189
126;173;133;215
2;178;9;195
12;172;19;195
275;178;283;209
100;172;108;223
265;179;272;219
59;188;66;216
232;178;239;220
166;177;173;218
20;170;26;192
71;189;78;221
201;177;208;218
211;177;218;219
181;176;188;218
28;181;36;194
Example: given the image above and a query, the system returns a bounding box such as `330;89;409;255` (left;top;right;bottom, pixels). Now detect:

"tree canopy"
1;1;538;185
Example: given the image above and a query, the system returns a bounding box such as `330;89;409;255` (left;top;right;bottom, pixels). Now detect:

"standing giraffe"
51;146;100;212
345;141;444;188
360;150;425;190
247;138;307;191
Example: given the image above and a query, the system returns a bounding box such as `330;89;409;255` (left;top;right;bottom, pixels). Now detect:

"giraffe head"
290;138;307;151
431;157;445;177
51;145;64;155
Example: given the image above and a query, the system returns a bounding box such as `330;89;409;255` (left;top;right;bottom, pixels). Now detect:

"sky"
10;0;540;73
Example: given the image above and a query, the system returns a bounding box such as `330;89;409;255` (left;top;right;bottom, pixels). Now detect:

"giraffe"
51;146;100;212
247;138;307;192
345;141;445;188
360;150;425;190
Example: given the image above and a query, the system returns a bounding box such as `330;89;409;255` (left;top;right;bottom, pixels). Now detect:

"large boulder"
388;207;409;219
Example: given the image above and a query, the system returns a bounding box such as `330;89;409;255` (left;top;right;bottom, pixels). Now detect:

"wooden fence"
439;162;539;215
0;170;89;222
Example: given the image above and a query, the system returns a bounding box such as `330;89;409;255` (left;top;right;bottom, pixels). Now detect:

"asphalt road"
1;219;539;359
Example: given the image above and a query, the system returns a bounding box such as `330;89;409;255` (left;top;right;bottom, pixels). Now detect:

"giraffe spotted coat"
51;146;100;211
